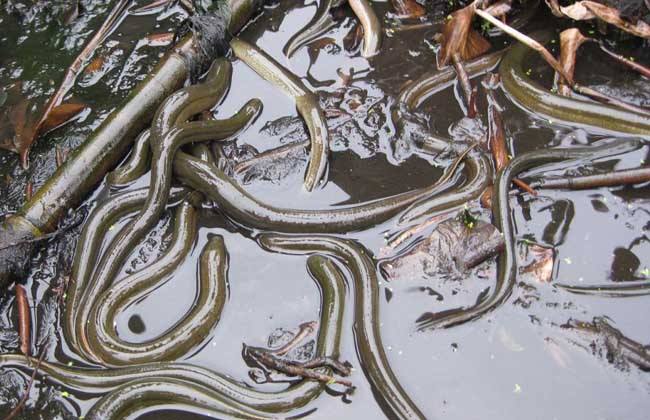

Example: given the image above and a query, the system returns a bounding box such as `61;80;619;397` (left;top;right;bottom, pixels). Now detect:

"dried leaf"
438;4;491;68
520;244;555;283
484;0;512;18
82;55;105;76
391;0;426;19
464;28;492;59
559;2;595;19
39;103;86;134
557;28;589;96
439;5;475;67
560;1;650;38
15;284;30;356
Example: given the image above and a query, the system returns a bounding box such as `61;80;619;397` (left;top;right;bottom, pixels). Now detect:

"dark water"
1;1;649;419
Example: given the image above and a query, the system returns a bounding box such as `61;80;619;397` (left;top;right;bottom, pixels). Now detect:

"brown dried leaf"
484;0;512;18
557;28;589;96
521;244;555;283
463;30;492;66
559;1;595;19
0;97;84;167
438;4;475;67
39;103;86;134
82;55;105;76
560;1;650;38
391;0;426;19
438;3;491;68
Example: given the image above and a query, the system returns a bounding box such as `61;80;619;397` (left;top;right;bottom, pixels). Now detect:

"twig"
245;345;354;388
596;42;650;79
15;284;31;356
530;167;650;190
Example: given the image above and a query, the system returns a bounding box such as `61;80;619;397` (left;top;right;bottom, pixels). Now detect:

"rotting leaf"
557;28;589;96
559;1;650;39
520;243;555;283
82;55;105;76
438;3;491;68
7;0;131;168
38;103;87;134
391;0;426;19
0;88;85;166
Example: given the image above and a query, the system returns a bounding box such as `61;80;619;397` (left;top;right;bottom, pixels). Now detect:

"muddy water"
1;1;649;419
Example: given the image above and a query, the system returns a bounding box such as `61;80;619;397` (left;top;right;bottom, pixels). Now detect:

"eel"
84;201;224;366
76;94;261;361
284;0;346;58
348;0;382;58
394;50;504;117
415;138;643;331
499;32;650;136
258;233;425;419
173;150;485;233
106;129;152;187
0;254;346;418
0;0;270;290
230;37;329;192
397;150;491;226
63;187;188;356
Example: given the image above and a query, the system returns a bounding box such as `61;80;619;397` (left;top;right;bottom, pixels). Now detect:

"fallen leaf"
438;3;491;68
82;55;105;76
391;0;426;19
559;1;594;20
520;243;555;283
557;28;589;97
39;103;86;134
560;1;650;38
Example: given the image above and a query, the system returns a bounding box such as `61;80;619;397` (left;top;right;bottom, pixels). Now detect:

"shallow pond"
0;0;649;419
